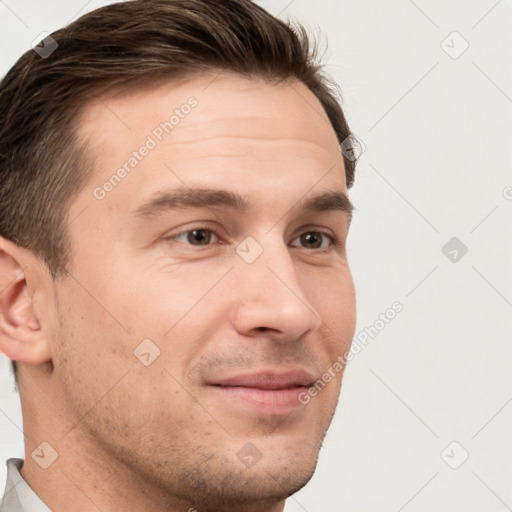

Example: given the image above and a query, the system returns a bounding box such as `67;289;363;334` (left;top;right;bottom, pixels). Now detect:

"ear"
0;236;52;365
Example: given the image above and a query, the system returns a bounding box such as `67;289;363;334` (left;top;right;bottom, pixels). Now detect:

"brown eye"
171;229;218;246
301;233;322;248
290;232;333;249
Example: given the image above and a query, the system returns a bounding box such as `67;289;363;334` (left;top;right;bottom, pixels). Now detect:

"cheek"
306;266;356;352
114;263;228;331
52;288;196;439
52;280;142;418
112;266;232;376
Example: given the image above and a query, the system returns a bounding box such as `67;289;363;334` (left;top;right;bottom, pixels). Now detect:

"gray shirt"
0;459;50;512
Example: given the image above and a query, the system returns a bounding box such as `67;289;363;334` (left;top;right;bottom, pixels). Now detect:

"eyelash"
167;226;340;251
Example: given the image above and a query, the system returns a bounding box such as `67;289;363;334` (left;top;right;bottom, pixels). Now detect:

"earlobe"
0;238;52;366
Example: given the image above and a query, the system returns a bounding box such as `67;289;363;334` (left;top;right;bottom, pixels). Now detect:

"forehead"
70;72;346;220
76;72;341;163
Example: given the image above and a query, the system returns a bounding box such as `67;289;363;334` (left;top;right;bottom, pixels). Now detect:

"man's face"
49;73;356;507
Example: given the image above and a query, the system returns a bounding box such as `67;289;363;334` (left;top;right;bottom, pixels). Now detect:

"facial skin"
0;73;356;512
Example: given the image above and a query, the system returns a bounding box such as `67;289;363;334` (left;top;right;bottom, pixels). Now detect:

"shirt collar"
1;459;51;512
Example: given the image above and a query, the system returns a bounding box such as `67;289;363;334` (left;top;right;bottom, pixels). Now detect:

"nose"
229;236;322;342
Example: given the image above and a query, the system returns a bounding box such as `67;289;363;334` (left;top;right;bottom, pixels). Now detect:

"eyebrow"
133;186;354;223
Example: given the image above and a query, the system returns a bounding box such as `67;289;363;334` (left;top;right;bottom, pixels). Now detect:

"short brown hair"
0;0;357;376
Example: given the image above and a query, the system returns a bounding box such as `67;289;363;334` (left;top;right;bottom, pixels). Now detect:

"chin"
162;437;322;512
229;439;320;501
188;462;318;512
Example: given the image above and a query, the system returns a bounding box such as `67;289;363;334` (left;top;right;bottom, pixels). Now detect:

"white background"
1;1;511;511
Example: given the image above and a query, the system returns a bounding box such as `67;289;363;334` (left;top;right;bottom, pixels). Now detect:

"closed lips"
209;369;316;389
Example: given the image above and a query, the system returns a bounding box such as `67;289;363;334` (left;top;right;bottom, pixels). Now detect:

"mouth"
207;369;316;415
